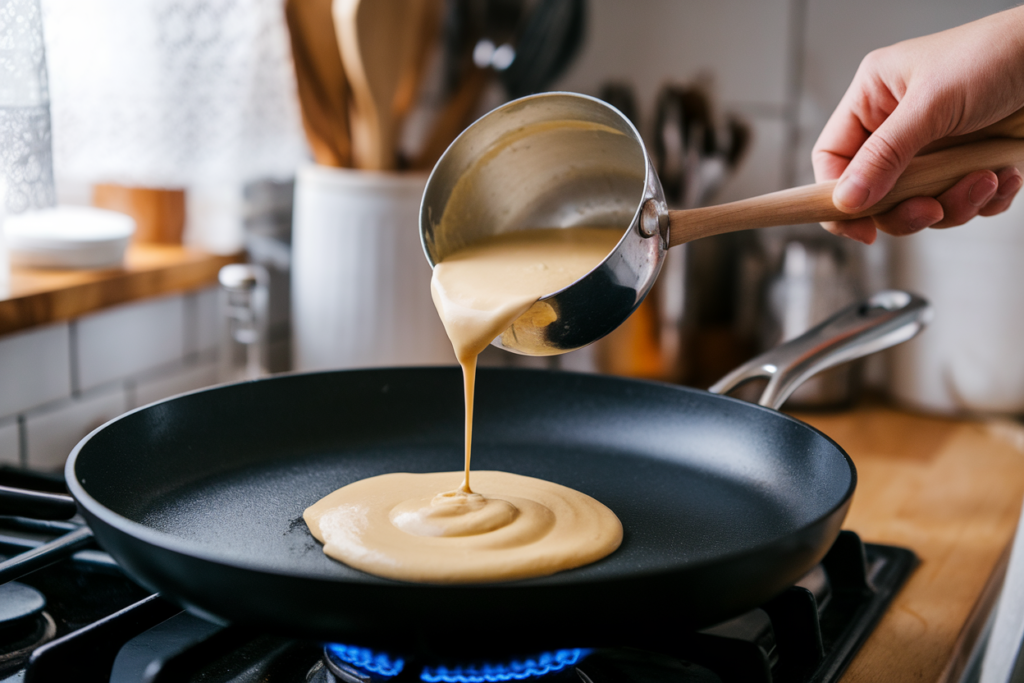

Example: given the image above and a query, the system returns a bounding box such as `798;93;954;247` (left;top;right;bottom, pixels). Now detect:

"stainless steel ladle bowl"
420;92;667;356
420;92;1024;356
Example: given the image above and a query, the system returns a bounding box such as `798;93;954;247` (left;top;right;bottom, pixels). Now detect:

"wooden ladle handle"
667;137;1024;248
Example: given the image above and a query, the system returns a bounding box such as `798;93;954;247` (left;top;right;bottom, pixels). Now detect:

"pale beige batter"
430;227;623;491
304;227;624;583
304;471;622;583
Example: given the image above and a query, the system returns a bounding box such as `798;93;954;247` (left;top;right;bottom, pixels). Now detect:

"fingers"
812;107;871;183
872;196;944;236
978;166;1024;217
820;217;878;245
928;170;997;228
833;97;942;213
825;166;1024;242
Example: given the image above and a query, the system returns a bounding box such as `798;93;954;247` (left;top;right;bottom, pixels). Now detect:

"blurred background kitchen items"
3;206;134;269
0;179;8;295
498;0;585;100
334;0;442;170
889;197;1024;415
42;0;306;254
746;228;863;407
284;0;352;169
594;80;749;383
292;167;451;371
92;186;184;245
219;263;270;382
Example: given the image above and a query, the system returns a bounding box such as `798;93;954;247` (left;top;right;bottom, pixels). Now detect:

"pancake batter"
304;227;624;583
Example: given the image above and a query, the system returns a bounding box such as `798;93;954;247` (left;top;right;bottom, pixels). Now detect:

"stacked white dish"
5;206;135;269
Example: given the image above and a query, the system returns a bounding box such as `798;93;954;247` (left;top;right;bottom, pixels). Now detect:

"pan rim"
64;366;857;589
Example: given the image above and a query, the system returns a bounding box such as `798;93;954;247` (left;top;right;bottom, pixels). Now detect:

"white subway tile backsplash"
555;0;791;119
716;117;787;204
25;387;128;471
795;0;1013;185
77;295;186;392
0;419;20;467
133;361;219;408
194;287;220;355
0;323;72;420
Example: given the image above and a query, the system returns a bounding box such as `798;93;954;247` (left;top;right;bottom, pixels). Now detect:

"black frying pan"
60;292;929;656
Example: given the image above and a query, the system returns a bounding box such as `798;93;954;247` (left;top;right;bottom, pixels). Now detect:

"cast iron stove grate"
13;535;913;683
0;468;916;683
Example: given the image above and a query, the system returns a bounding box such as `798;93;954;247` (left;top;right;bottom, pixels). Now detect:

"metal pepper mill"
218;263;269;382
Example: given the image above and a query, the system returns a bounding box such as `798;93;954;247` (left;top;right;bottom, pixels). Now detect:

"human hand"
812;7;1024;244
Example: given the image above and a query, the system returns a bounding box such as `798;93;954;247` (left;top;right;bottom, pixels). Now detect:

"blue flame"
420;649;591;683
325;643;405;677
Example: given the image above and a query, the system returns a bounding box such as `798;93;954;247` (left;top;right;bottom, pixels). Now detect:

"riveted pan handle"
710;290;932;410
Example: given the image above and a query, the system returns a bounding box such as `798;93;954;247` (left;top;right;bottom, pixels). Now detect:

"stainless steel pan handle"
710;290;932;410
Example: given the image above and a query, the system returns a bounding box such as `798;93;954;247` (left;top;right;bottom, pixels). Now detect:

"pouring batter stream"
304;227;624;582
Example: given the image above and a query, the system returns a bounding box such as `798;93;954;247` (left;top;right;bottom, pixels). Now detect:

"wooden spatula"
333;0;441;170
285;0;351;168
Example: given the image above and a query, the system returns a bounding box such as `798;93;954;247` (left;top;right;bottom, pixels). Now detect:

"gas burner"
317;644;590;683
11;530;915;683
420;649;590;683
322;642;406;682
0;582;56;676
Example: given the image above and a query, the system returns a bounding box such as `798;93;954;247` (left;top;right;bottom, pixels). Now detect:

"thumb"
834;100;938;213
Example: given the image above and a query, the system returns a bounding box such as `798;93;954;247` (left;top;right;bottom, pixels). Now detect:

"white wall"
554;0;1014;200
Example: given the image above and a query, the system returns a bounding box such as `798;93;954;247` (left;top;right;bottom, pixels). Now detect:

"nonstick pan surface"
67;367;855;655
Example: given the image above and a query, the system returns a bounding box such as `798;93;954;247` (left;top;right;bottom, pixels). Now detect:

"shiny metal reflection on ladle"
419;92;669;356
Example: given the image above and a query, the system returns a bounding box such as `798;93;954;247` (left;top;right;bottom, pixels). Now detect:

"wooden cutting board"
792;405;1024;682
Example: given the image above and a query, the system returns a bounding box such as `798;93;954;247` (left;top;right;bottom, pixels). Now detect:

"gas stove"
0;467;915;683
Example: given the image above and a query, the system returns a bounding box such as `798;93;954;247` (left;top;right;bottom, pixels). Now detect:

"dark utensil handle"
0;484;79;520
710;290;932;410
0;526;95;585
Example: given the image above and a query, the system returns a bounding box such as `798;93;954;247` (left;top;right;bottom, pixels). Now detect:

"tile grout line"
125;378;137;411
68;320;81;398
183;292;199;365
781;0;809;189
17;414;27;469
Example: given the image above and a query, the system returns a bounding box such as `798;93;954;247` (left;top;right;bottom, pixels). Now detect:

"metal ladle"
419;92;1024;356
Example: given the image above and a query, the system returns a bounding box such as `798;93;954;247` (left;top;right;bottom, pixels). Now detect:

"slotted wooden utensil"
285;0;351;167
333;0;442;170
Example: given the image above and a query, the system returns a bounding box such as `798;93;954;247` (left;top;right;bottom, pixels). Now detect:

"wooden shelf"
0;244;242;336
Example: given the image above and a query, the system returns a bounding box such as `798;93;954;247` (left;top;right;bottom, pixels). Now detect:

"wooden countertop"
793;406;1024;682
0;244;241;336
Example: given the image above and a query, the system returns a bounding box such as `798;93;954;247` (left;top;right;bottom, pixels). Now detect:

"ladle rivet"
639;200;660;238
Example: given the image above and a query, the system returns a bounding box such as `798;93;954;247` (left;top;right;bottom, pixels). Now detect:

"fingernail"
834;177;871;212
968;176;998;206
908;215;935;232
998;174;1024;199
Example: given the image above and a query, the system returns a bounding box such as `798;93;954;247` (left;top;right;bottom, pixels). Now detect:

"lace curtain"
0;0;57;213
41;0;308;189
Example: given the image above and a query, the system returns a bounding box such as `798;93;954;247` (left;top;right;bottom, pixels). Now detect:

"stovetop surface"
0;467;917;683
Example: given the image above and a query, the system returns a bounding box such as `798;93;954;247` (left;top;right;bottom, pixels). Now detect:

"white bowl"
5;206;136;269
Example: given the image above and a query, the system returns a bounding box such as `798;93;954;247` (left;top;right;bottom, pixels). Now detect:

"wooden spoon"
285;0;351;167
333;0;441;170
668;134;1024;247
412;65;490;170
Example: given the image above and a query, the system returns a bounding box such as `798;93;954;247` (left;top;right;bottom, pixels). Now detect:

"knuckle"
859;133;909;176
